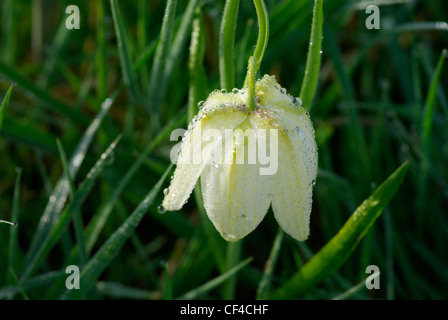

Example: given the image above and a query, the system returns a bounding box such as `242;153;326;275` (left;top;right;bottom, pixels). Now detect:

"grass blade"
96;281;154;300
269;161;410;299
25;98;113;266
7;168;22;285
417;49;447;217
164;0;201;92
56;139;87;266
256;228;284;299
332;271;380;300
0;61;88;125
1;0;17;63
0;270;66;300
0;82;14;132
110;0;142;104
323;22;370;194
61;164;173;300
84;109;186;252
20;135;122;282
176;257;253;300
188;6;207;122
299;0;323;110
148;0;177;112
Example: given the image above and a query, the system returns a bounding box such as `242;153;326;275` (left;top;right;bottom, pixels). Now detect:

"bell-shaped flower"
162;75;318;242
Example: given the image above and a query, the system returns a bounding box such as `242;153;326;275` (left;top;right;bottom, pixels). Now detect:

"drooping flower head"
162;75;318;242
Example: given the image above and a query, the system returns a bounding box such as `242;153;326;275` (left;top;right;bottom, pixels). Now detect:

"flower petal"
162;107;247;211
201;120;271;241
251;110;316;241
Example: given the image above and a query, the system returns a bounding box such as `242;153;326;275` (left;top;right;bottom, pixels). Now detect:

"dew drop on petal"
157;205;166;214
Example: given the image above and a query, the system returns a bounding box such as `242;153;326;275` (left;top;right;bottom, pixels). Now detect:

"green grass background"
0;0;447;299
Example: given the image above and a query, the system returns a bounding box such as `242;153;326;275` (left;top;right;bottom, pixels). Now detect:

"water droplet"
102;97;113;109
198;101;205;108
436;21;448;30
106;150;115;165
221;89;227;94
232;88;239;94
163;188;169;195
280;88;286;94
319;50;323;54
157;205;166;214
292;97;302;106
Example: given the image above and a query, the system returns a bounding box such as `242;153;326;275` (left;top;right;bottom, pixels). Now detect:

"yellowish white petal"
162;106;247;211
201;120;270;241
251;108;316;242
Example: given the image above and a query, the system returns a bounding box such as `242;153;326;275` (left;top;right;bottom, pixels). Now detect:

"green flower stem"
222;240;242;299
219;0;240;91
252;0;269;72
243;0;269;87
246;56;257;112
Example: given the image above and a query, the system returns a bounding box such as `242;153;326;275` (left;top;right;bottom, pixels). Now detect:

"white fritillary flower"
162;75;318;242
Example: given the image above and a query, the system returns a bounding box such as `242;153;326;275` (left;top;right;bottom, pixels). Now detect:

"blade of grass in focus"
24;98;113;267
56;139;88;266
60;164;173;300
20;135;122;282
84;108;187;252
270;161;409;299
